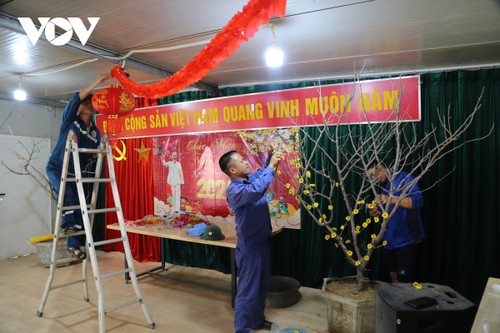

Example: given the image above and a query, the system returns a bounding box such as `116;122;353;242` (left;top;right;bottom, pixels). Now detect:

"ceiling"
0;0;499;107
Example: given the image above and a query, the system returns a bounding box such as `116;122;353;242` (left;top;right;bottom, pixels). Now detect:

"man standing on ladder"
46;73;111;259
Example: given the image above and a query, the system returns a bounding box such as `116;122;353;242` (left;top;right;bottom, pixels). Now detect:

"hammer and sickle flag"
112;140;127;161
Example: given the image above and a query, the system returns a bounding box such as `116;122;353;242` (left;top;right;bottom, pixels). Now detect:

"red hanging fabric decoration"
111;0;287;98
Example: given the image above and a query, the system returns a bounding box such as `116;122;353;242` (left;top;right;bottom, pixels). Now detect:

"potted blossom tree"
291;80;489;333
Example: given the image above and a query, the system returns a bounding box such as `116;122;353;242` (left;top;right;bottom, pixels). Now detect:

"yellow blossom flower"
309;184;316;187
382;240;388;246
298;178;304;183
355;230;360;235
374;217;380;223
334;243;339;248
347;251;353;256
366;218;371;223
355;261;361;266
295;163;301;169
371;234;376;239
289;189;295;195
307;205;312;209
318;217;323;223
303;189;310;195
328;205;333;210
382;212;389;219
331;232;336;238
306;171;311;178
364;256;370;261
356;200;365;205
362;222;368;228
335;182;339;187
367;203;374;209
353;209;359;214
345;239;351;244
277;170;282;175
345;216;351;221
286;183;291;189
340;225;345;230
322;214;326;219
313;202;319;208
325;235;330;240
355;226;360;231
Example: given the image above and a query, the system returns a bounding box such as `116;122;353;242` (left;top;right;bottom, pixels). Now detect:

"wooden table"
107;221;282;308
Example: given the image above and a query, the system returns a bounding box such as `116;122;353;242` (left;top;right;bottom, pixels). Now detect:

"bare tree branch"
1;139;56;200
295;79;491;291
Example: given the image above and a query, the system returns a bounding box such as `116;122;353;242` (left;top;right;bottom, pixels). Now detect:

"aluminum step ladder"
37;130;155;332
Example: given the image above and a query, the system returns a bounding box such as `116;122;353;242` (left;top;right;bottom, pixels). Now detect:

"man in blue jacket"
46;73;111;259
367;162;425;283
219;148;284;333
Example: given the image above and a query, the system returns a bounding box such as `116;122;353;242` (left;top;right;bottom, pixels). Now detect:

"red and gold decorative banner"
151;129;301;229
96;76;421;139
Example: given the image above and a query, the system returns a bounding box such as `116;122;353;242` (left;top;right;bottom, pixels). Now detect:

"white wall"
0;99;63;259
0;98;62;139
0;135;52;258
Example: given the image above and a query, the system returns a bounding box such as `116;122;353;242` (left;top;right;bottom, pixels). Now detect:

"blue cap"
187;223;207;237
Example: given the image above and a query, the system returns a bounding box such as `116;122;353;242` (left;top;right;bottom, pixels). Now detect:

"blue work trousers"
234;240;270;333
46;164;85;249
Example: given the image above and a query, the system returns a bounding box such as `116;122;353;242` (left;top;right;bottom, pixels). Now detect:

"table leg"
124;237;167;282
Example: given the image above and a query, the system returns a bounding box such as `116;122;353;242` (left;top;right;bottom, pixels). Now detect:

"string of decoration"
111;0;287;98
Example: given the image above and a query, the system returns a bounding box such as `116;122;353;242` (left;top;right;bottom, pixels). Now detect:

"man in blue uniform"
46;73;111;259
219;148;284;333
367;162;425;283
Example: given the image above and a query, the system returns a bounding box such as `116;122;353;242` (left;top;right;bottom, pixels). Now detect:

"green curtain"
416;70;500;303
154;69;499;304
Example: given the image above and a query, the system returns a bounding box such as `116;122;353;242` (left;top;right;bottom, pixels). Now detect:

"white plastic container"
482;283;500;333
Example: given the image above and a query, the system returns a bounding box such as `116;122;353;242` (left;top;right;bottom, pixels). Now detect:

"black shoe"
68;247;86;260
254;320;273;331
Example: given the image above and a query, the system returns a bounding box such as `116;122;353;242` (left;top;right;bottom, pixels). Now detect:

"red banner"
95;76;421;139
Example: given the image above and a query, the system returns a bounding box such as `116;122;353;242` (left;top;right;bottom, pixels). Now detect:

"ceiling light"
13;76;27;101
265;23;284;68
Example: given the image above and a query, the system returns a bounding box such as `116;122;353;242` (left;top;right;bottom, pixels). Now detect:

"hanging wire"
18;40;211;78
23;59;99;76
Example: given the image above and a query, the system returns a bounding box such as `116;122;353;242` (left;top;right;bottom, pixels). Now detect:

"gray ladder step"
58;230;86;238
59;206;119;215
94;237;127;247
101;268;133;280
61;204;91;211
77;147;108;154
67;177;114;183
105;299;142;314
88;207;120;214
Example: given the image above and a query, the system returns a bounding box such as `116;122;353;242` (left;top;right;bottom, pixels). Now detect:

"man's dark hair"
219;150;237;175
81;94;93;106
